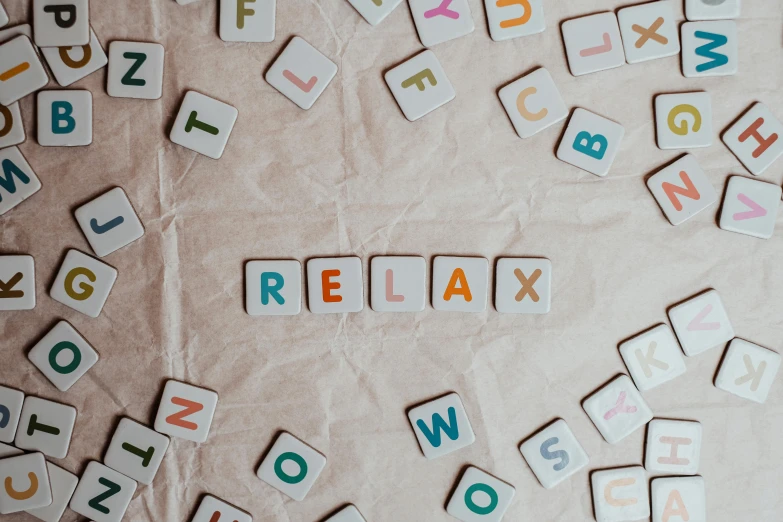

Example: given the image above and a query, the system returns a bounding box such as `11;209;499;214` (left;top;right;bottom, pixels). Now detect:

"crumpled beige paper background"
1;0;782;520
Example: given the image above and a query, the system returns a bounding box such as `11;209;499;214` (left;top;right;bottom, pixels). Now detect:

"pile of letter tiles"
0;0;780;521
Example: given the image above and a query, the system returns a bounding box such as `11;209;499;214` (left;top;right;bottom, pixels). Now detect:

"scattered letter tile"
104;418;170;485
0;147;41;216
0;36;49;106
190;495;252;522
306;257;364;314
33;0;89;47
669;289;734;356
324;504;366;522
495;257;552;314
618;1;679;64
646;154;717;225
50;249;117;318
409;0;475;47
245;260;302;316
556;108;625;177
384;50;455;122
583;375;653;444
485;0;545;42
562;12;625;76
347;0;402;26
431;256;488;312
0;442;23;458
220;0;276;42
41;28;108;87
0;255;35;310
37;89;92;146
154;379;219;443
69;461;137;522
651;476;706;522
715;338;781;403
0;452;52;514
591;466;649;522
498;67;567;139
619;324;686;392
645;419;702;475
407;392;475;460
0;385;24;442
681;21;737;78
655;92;713;150
519;418;589;489
722;102;783;176
686;0;740;20
0;102;26;149
15;396;77;458
25;461;78;522
256;432;327;501
719;176;781;240
446;466;515;522
370;256;426;312
107;41;165;100
170;91;238;159
28;320;99;392
75;187;145;257
265;36;337;110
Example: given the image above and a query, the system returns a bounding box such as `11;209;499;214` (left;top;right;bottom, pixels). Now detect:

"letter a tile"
646;154;717;225
407;392;475;459
431;256;488;312
715;338;781;403
256;432;327;501
619;324;686;392
583;375;653;444
170;91;238;159
190;495;252;522
719;176;781;239
265;36;337;110
0;255;35;310
651;476;706;522
556;108;625;177
385;50;455;122
446;466;515;522
722;102;783;176
69;461;136;522
154;380;219;443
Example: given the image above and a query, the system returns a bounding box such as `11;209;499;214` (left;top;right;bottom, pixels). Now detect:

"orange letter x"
632;17;667;48
514;268;541;302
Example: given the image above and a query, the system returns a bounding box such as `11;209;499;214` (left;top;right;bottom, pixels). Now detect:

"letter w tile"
416;407;459;447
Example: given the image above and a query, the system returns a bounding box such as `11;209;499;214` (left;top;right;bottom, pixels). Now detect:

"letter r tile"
245;259;302;316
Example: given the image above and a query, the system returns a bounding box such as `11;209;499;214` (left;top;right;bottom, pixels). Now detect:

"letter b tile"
170;91;238;159
37;90;92;146
28;320;99;392
715;338;781;403
556;108;625;177
651;476;706;522
33;0;89;47
385;50;455;121
256;432;327;501
50;249;117;318
407;392;475;459
446;466;515;522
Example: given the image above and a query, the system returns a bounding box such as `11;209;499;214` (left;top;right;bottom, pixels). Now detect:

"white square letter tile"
519;418;589;489
324;504;366;522
591;466;649;522
384;50;455;122
50;249;117;318
306;257;363;314
446;466;515;522
583;375;653;444
686;0;740;20
495;257;551;314
618;1;680;64
722;102;783;176
190;495;252;522
245;260;302;316
562;12;625;76
651;476;706;522
498;68;567;139
0;147;41;216
669;289;734;357
370;256;426;312
0;255;35;310
220;0;276;42
0;442;23;458
409;0;475;47
15;396;77;458
485;0;545;42
719;175;781;239
619;324;686;392
107;41;164;100
41;28;108;87
681;21;737;77
37;90;92;146
0;385;24;443
265;37;337;110
0;452;52;514
646;154;717;225
33;0;89;47
645;419;702;475
0;36;49;106
347;0;402;26
25;461;78;522
75;187;145;257
655;92;712;149
170;91;238;160
104;418;169;485
432;256;488;312
407;392;475;460
256;432;327;501
715;338;781;403
0;102;26;149
28;320;99;392
154;380;219;443
556;108;625;177
69;461;137;522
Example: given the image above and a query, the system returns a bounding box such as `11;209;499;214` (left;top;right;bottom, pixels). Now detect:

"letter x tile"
495;257;551;314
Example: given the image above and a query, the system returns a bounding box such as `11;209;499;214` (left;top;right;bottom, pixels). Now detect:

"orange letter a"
443;268;472;302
